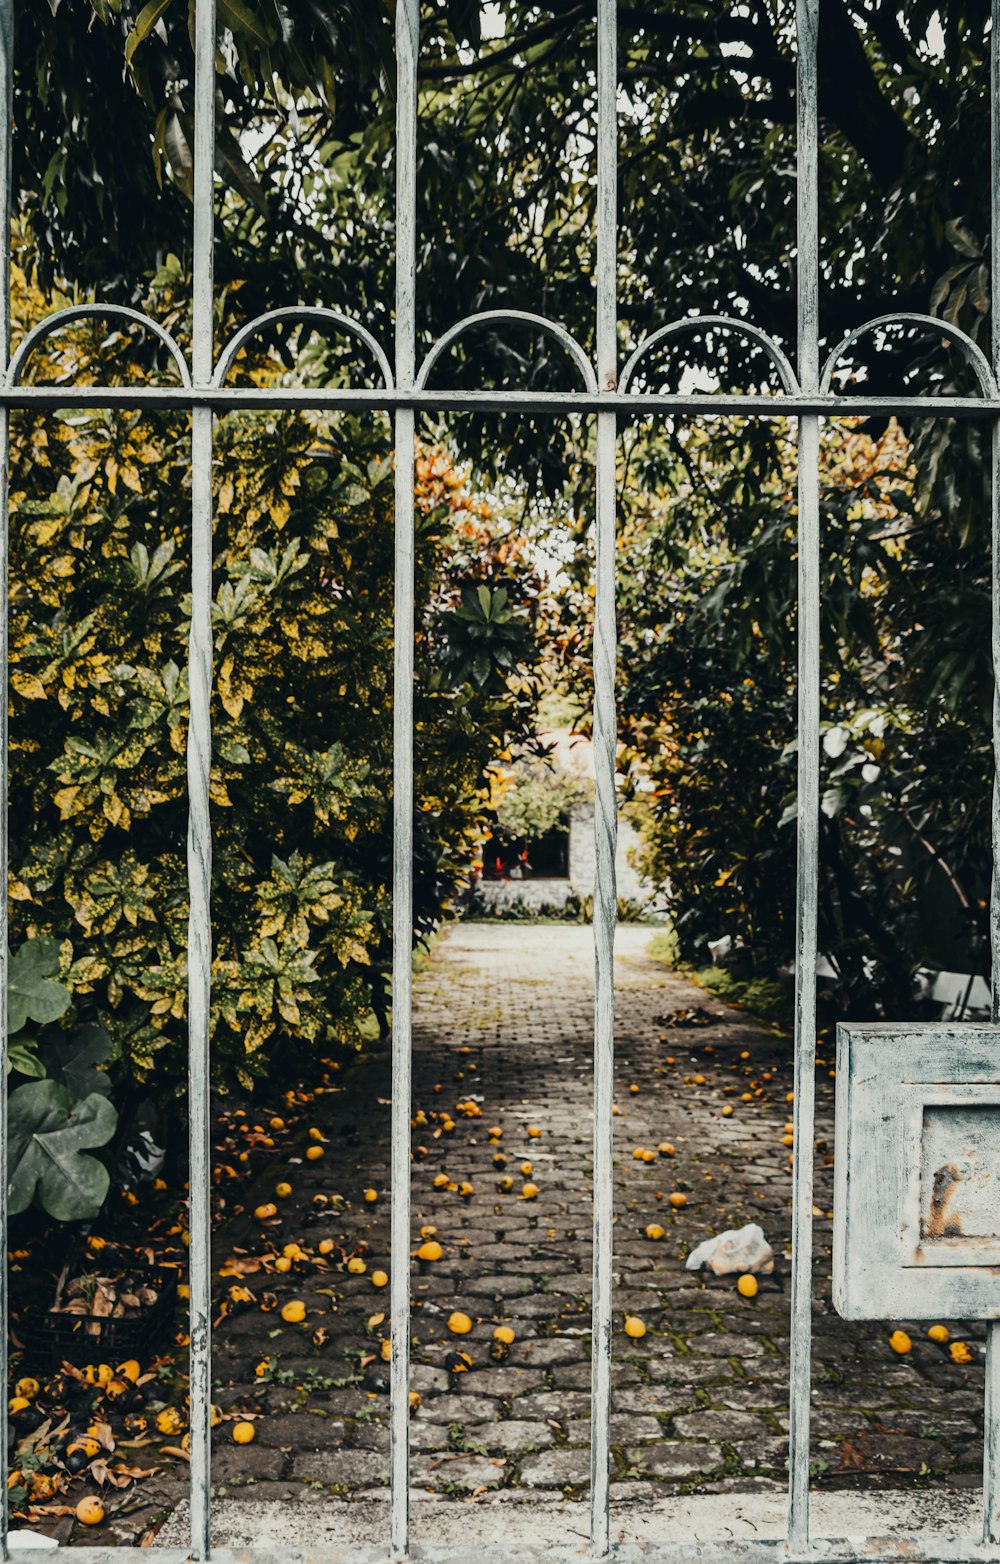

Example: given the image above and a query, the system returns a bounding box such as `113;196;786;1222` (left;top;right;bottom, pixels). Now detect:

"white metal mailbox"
834;1023;1000;1320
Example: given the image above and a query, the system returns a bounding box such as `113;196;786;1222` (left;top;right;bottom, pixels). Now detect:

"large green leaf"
8;938;71;1034
41;1025;113;1100
7;1080;117;1222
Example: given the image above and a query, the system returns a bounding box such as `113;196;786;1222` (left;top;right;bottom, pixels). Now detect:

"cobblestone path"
194;921;986;1528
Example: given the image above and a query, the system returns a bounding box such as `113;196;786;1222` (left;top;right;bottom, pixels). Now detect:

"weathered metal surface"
187;0;217;1558
6;384;1000;417
213;306;394;390
788;0;820;1551
390;2;419;1556
590;5;618;1554
833;1025;1000;1318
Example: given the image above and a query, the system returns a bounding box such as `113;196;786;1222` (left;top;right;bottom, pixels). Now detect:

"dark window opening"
482;823;570;880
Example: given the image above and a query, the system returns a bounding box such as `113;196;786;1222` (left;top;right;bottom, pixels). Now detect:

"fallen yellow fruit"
347;1257;367;1274
624;1315;646;1339
281;1300;307;1323
493;1325;515;1345
372;1270;389;1288
364;1188;378;1203
232;1421;256;1444
254;1203;277;1222
417;1240;443;1262
889;1329;911;1355
950;1340;974;1364
527;1125;541;1138
274;1256;292;1273
521;1181;539;1200
448;1311;473;1335
306;1146;324;1161
75;1497;105;1526
721;1106;734;1118
737;1274;758;1299
928;1324;950;1344
644;1224;665;1241
669;1192;687;1208
658;1142;676;1157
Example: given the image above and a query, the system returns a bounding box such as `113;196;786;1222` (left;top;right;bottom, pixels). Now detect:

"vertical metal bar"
590;0;617;1556
983;0;1000;1540
787;0;820;1548
0;2;11;1558
390;0;417;1554
188;0;216;1557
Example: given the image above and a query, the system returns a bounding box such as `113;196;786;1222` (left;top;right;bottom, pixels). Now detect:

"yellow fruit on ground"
433;1173;450;1188
669;1192;687;1208
364;1188;378;1203
274;1256;292;1273
658;1143;675;1157
281;1300;307;1324
254;1203;277;1221
7;1397;30;1414
75;1497;105;1526
306;1145;324;1161
721;1106;734;1118
521;1182;539;1200
629;1084;639;1094
408;1390;422;1410
269;1117;285;1131
928;1324;950;1344
232;1421;256;1444
527;1126;542;1138
254;1360;271;1378
632;1147;646;1161
417;1240;443;1262
737;1274;758;1299
493;1325;515;1345
381;1338;392;1361
14;1377;39;1400
448;1311;473;1335
520;1161;533;1176
347;1257;367;1274
645;1224;665;1241
117;1360;141;1384
488;1126;503;1138
275;1183;292;1199
889;1329;912;1355
210;1405;223;1428
155;1407;185;1435
624;1315;647;1339
950;1340;974;1364
372;1271;389;1288
283;1242;305;1260
694;1075;706;1086
318;1239;335;1255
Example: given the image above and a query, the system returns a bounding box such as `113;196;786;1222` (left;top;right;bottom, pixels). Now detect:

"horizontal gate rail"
0;0;999;1558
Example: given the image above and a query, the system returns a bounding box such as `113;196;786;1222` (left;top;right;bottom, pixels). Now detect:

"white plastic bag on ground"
685;1221;774;1275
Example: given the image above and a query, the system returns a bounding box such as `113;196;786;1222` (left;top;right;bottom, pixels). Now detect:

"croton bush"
6;256;544;1171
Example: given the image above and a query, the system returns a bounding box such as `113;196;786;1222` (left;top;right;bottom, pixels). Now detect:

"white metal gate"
2;0;1000;1560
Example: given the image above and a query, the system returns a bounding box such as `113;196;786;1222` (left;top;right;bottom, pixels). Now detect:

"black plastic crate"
19;1256;179;1370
